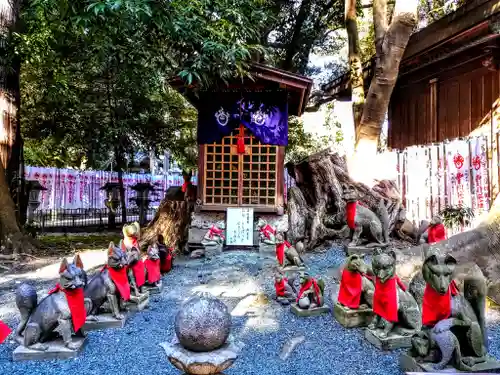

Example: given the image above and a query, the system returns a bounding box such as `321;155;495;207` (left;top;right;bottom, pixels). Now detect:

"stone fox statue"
275;232;304;268
84;242;130;321
144;244;162;288
120;240;145;296
337;254;375;309
369;249;421;338
408;247;488;365
15;255;87;351
342;184;389;248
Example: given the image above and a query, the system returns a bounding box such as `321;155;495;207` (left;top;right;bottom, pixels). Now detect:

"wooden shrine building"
171;64;312;249
172;64;312;214
326;0;500;150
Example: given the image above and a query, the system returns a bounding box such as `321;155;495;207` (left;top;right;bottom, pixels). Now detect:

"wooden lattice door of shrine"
202;128;282;210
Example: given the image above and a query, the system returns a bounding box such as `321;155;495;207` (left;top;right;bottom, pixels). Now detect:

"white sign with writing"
225;208;254;246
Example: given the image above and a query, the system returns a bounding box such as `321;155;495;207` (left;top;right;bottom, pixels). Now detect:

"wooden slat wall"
389;66;500;150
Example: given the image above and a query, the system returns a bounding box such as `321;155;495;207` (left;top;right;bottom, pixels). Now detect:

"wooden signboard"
225;208;254;246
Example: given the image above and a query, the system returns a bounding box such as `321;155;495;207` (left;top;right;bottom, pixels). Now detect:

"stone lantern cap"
100;182;121;191
130;182;155;192
26;180;47;191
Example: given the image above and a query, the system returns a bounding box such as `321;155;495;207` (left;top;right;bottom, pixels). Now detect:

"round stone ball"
175;293;231;352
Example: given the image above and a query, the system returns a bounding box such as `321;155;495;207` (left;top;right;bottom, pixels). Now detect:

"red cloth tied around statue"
297;278;322;305
346;202;357;229
181;182;192;193
129;259;146;287
161;250;173;273
422;280;459;327
208;225;225;240
103;265;131;301
373;276;406;322
237;124;246;154
48;284;87;332
428;223;447;244
145;258;161;283
275;241;291;266
260;224;276;240
275;278;287;297
338;269;364;309
0;320;11;344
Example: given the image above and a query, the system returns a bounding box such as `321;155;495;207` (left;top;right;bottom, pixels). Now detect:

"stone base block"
144;281;164;295
344;245;374;256
399;352;500;373
276;296;294;306
83;313;128;331
160;335;244;375
204;245;222;258
365;328;413;350
13;337;87;361
290;303;330;317
280;265;306;273
333;302;373;328
259;243;275;254
126;292;150;312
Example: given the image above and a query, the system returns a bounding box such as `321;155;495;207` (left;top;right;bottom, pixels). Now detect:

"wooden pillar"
429;78;438;143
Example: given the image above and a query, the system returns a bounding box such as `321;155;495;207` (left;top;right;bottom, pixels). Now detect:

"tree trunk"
281;0;312;72
140;198;193;253
345;0;365;132
286;149;407;251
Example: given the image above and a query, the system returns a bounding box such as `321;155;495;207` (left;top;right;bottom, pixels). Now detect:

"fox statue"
15;255;87;351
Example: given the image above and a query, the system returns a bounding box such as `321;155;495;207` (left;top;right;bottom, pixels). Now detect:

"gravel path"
1;246;500;375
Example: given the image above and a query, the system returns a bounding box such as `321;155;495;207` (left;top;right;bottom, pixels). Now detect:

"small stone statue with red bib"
337;254;374;310
419;215;447;245
296;272;325;310
366;249;420;348
275;233;304;269
274;272;297;305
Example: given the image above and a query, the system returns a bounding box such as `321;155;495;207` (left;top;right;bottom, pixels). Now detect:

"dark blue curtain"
197;90;288;145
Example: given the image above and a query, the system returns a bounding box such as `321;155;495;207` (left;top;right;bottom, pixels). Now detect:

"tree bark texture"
355;0;418;152
286;149;408;251
344;0;365;131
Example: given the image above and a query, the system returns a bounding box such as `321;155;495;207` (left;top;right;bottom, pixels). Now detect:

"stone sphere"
175;293;231;352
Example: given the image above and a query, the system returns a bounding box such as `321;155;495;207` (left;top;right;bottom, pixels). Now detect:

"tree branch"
373;0;388;58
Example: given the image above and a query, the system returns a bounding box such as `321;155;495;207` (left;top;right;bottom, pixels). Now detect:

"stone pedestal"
280;265;306;273
333;302;373;328
276;296;295;306
126;292;150;312
399;353;500;373
144;281;164;295
290;303;330;317
83;313;128;331
13;337;87;361
204;245;222;259
160;336;244;375
344;244;373;256
259;243;275;255
364;329;412;350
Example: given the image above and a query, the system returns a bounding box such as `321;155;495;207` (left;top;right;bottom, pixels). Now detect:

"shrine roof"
323;0;500;97
170;63;313;117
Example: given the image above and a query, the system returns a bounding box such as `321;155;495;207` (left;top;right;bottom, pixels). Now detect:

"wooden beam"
403;0;500;60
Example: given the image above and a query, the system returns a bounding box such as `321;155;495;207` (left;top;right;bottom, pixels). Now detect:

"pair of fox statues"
4;222;174;353
337;246;496;372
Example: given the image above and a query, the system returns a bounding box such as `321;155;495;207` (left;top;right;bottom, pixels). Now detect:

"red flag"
0;320;11;344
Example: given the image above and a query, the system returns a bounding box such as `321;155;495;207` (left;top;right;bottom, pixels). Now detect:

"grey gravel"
1;246;500;375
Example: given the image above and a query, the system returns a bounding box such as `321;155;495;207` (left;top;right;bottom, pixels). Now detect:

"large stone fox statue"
15;255;87;351
342;184;389;248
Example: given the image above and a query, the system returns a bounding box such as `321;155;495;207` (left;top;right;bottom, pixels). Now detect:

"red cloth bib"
422;280;459;326
208;226;225;239
130;259;146;287
0;320;11;344
275;241;291;266
260;224;276;240
346;202;357;229
297;279;322;305
145;259;161;283
182;182;192;193
161;251;173;273
338;269;363;309
104;265;131;301
275;278;287;297
373;276;406;322
428;223;446;244
48;284;87;332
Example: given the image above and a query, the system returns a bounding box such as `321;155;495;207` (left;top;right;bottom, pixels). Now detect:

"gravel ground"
1;246;500;375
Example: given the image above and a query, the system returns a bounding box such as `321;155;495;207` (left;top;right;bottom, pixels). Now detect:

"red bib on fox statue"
48;284;87;332
345;202;357;229
338;269;363;309
161;249;173;273
276;241;291;266
373;276;406;323
0;321;11;344
275;278;287;297
422;280;459;326
428;223;446;244
145;258;161;283
104;265;131;301
130;259;146;287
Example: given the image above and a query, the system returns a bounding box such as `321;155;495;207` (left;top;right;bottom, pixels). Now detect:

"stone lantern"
130;182;155;226
100;182;121;229
25;180;47;224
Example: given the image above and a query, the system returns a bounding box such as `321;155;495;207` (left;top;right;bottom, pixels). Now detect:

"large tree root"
140;199;193;253
286;149;409;251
